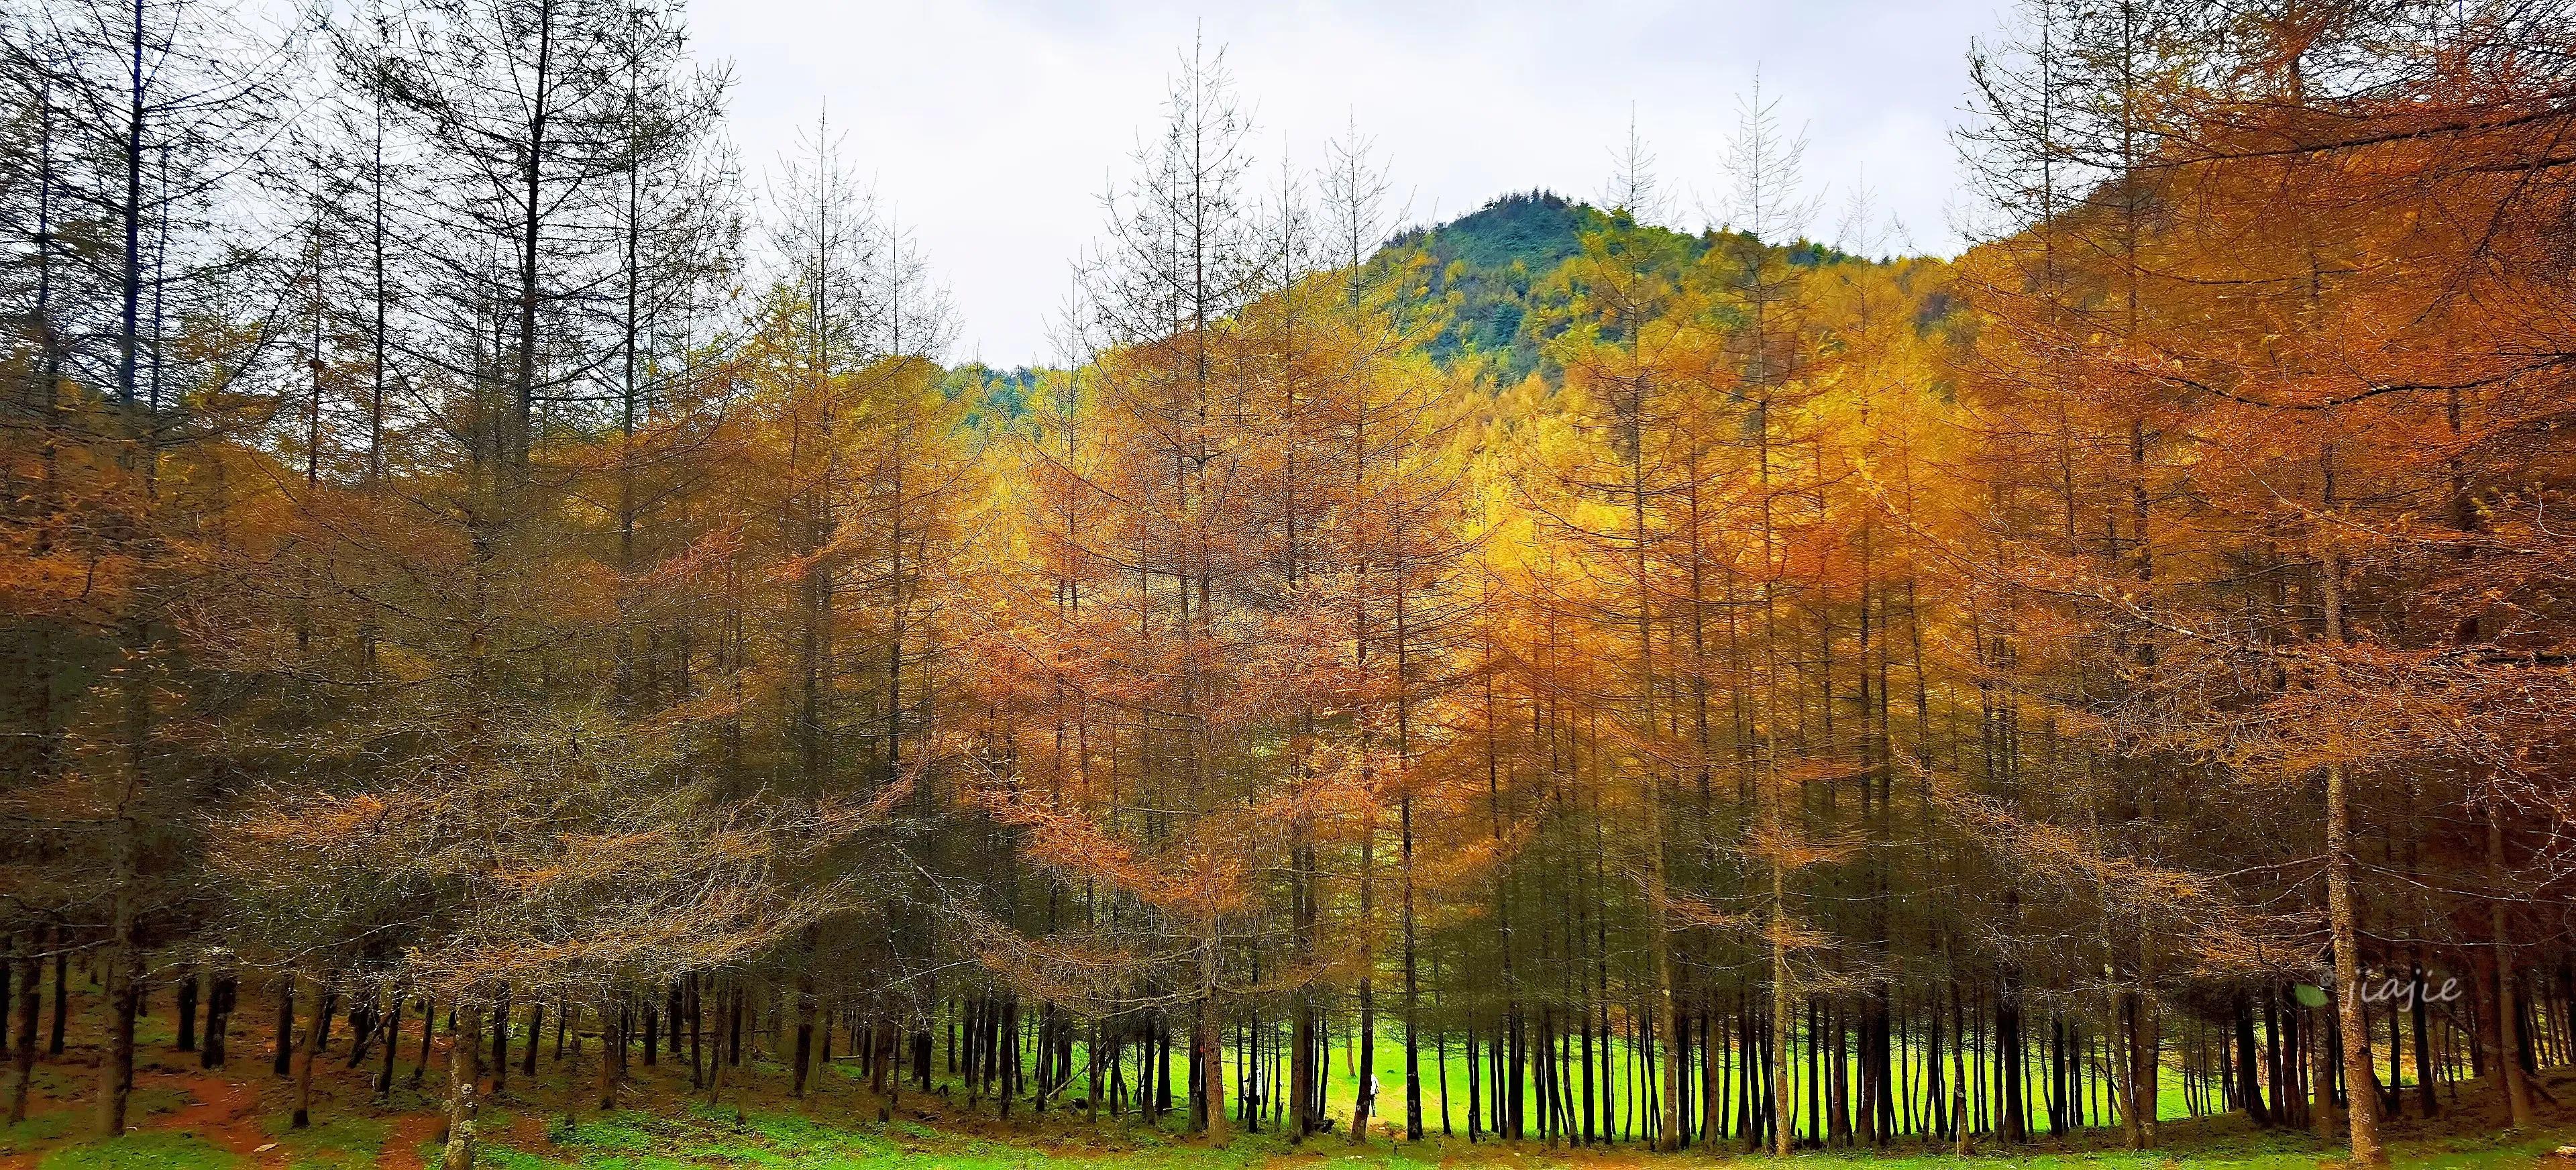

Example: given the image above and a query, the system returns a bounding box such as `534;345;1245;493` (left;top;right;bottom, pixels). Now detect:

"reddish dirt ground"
375;1111;448;1170
152;1071;276;1162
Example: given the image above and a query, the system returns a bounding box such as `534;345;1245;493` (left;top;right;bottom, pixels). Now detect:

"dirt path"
375;1110;447;1170
153;1071;282;1163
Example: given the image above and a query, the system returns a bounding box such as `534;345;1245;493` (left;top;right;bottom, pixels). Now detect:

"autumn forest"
5;1;2576;1168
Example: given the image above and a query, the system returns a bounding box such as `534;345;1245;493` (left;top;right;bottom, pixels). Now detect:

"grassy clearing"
12;1080;2576;1170
6;1006;2572;1170
180;1099;2576;1170
32;1132;241;1170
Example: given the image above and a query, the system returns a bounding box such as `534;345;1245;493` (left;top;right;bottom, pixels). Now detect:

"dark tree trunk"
175;970;197;1052
2235;995;2270;1125
490;987;509;1090
411;996;435;1089
7;950;37;1125
274;977;296;1077
203;975;234;1069
97;949;137;1136
293;975;328;1128
49;947;67;1055
377;993;400;1097
523;1002;541;1077
2410;957;2436;1118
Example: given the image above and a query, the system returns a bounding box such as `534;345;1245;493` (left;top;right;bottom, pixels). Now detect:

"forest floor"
6;1005;2575;1170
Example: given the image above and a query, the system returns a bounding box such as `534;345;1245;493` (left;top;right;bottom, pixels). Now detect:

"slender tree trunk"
203;974;233;1069
490;988;510;1089
2310;545;2383;1163
175;969;197;1053
7;949;36;1125
2309;1000;2341;1139
377;993;400;1098
598;999;622;1111
271;978;294;1078
523;1002;542;1077
441;1000;482;1170
792;983;814;1099
1199;970;1228;1145
293;974;328;1128
2487;810;2536;1129
411;996;434;1088
1771;847;1794;1156
48;947;65;1057
1351;810;1377;1144
2234;994;2269;1125
95;942;136;1138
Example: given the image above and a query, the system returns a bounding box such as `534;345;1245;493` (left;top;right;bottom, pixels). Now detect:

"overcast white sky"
692;0;2008;367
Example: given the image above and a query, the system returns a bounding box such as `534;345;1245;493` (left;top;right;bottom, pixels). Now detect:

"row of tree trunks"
9;943;2573;1150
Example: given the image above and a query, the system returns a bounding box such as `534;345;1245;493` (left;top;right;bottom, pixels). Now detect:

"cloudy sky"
692;0;2009;367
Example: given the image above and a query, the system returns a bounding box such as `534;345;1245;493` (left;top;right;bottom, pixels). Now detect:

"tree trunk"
274;977;295;1077
1199;984;1228;1146
1772;865;1795;1156
441;1000;482;1170
2487;810;2536;1129
2309;1002;2341;1139
411;996;435;1088
7;949;36;1125
377;993;400;1098
598;1000;621;1112
791;984;814;1099
1401;795;1423;1142
96;944;136;1137
203;974;233;1069
523;1002;542;1077
48;946;66;1057
2410;953;2436;1119
293;974;327;1128
1350;816;1377;1144
490;988;510;1089
2233;994;2269;1125
175;969;197;1053
2318;544;2385;1166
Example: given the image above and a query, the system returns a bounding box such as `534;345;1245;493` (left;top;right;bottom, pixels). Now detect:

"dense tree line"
4;2;2574;1168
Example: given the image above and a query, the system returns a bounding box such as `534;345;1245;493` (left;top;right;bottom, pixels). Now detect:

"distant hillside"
974;191;1871;396
1374;191;1861;384
1387;190;1601;276
1381;191;1680;378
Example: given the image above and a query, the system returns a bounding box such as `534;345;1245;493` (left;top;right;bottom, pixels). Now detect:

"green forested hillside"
1379;191;1876;382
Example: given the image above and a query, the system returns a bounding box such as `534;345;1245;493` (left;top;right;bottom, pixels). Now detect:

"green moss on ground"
35;1130;241;1170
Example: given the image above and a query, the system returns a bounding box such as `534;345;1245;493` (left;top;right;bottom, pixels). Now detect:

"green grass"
129;1085;191;1118
3;1107;83;1151
15;1077;2575;1170
36;1130;240;1170
371;1094;2576;1170
1733;1126;2575;1170
1;1086;190;1157
260;1110;391;1168
9;1002;2569;1170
